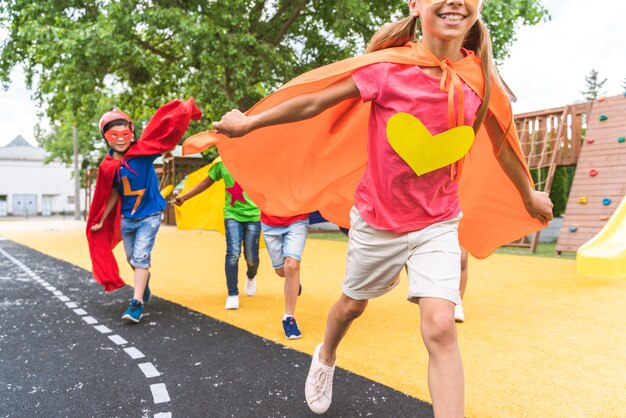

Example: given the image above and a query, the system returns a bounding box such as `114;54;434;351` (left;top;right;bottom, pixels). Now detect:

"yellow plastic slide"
577;194;626;279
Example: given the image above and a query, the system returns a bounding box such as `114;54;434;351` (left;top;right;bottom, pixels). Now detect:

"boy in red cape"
87;98;201;322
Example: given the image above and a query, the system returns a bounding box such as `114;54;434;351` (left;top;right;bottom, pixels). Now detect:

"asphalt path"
0;238;433;418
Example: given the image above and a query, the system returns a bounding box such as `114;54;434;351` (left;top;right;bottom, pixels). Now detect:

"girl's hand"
213;109;252;138
523;190;554;224
91;220;104;232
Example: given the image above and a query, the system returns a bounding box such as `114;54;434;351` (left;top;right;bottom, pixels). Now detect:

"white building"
0;135;83;216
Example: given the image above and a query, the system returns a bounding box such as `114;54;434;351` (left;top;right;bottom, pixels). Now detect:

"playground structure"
576;194;626;278
556;95;626;256
511;101;592;252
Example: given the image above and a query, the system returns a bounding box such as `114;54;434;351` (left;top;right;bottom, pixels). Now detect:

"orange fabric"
183;42;543;259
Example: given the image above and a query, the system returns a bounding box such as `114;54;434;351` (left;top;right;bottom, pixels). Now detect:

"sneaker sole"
286;334;302;340
122;314;142;323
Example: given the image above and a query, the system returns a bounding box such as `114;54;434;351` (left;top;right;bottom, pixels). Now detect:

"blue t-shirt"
113;154;166;219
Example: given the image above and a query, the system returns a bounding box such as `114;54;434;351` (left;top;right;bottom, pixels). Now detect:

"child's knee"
421;311;456;345
283;257;300;276
338;296;368;320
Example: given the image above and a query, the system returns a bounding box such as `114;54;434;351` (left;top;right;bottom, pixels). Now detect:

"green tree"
0;0;549;168
581;69;607;100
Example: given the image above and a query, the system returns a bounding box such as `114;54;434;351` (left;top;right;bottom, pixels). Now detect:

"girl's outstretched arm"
485;115;554;224
213;77;360;138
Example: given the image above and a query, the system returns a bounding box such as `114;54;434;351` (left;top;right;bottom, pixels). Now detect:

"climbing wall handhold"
589;169;598;177
569;227;578;232
586;138;595;144
618;136;625;143
578;197;588;204
597;96;606;102
602;198;612;206
600;215;610;221
599;115;608;121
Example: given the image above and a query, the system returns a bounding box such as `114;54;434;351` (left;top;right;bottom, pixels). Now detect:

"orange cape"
183;42;543;259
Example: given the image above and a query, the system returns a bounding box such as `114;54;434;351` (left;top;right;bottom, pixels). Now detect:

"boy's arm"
213;77;360;138
484;115;554;224
91;188;120;231
173;176;215;206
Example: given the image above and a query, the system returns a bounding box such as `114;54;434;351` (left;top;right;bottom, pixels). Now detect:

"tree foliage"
581;68;607;101
0;0;549;167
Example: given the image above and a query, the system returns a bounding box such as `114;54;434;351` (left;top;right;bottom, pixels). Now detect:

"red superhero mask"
103;127;134;143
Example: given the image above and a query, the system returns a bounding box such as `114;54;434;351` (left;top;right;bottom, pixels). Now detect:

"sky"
1;0;625;147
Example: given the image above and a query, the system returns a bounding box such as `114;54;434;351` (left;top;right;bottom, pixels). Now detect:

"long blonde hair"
365;13;507;135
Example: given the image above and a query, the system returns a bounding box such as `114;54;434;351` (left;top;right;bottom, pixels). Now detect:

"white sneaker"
305;343;336;414
225;295;239;310
454;304;465;323
245;277;256;296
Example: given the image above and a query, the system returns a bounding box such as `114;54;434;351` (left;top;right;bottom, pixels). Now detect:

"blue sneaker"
122;299;144;323
142;272;151;303
282;316;302;339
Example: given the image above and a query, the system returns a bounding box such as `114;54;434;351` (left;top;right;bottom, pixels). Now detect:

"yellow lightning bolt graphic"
122;176;145;215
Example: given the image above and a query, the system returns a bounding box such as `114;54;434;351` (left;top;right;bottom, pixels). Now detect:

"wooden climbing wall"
556;95;626;253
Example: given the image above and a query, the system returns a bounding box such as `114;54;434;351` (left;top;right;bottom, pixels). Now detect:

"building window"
67;196;75;204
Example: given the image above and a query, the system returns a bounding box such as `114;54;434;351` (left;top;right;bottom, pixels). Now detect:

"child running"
173;160;261;310
260;213;309;339
193;0;553;415
87;99;201;323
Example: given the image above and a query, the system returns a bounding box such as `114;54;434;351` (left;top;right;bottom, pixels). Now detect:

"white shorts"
342;207;462;305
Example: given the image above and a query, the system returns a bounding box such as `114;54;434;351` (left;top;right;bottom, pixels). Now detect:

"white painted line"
82;316;98;325
45;286;56;291
52;290;63;296
154;413;172;418
65;302;78;308
124;347;145;359
108;335;128;345
56;295;70;302
150;383;170;404
93;325;112;334
73;308;88;315
40;281;50;286
138;362;161;378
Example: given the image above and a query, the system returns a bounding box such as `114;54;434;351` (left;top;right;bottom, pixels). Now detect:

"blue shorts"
120;213;162;269
261;219;308;269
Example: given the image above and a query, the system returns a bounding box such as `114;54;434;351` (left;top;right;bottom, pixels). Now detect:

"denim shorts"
261;219;309;269
120;213;162;269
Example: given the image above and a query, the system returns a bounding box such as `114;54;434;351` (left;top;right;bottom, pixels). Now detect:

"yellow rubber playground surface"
1;220;624;417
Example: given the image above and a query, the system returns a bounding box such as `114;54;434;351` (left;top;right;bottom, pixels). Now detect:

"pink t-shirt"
351;62;482;232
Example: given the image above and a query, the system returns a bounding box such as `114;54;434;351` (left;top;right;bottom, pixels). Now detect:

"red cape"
183;42;543;259
87;98;202;291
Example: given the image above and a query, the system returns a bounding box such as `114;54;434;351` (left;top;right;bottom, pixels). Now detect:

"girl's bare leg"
419;297;464;418
318;293;368;366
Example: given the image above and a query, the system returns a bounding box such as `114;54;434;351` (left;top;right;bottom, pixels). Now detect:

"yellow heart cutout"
386;112;475;176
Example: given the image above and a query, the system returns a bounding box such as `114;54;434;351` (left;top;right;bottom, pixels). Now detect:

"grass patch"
309;232;575;259
496;241;575;259
308;231;348;242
